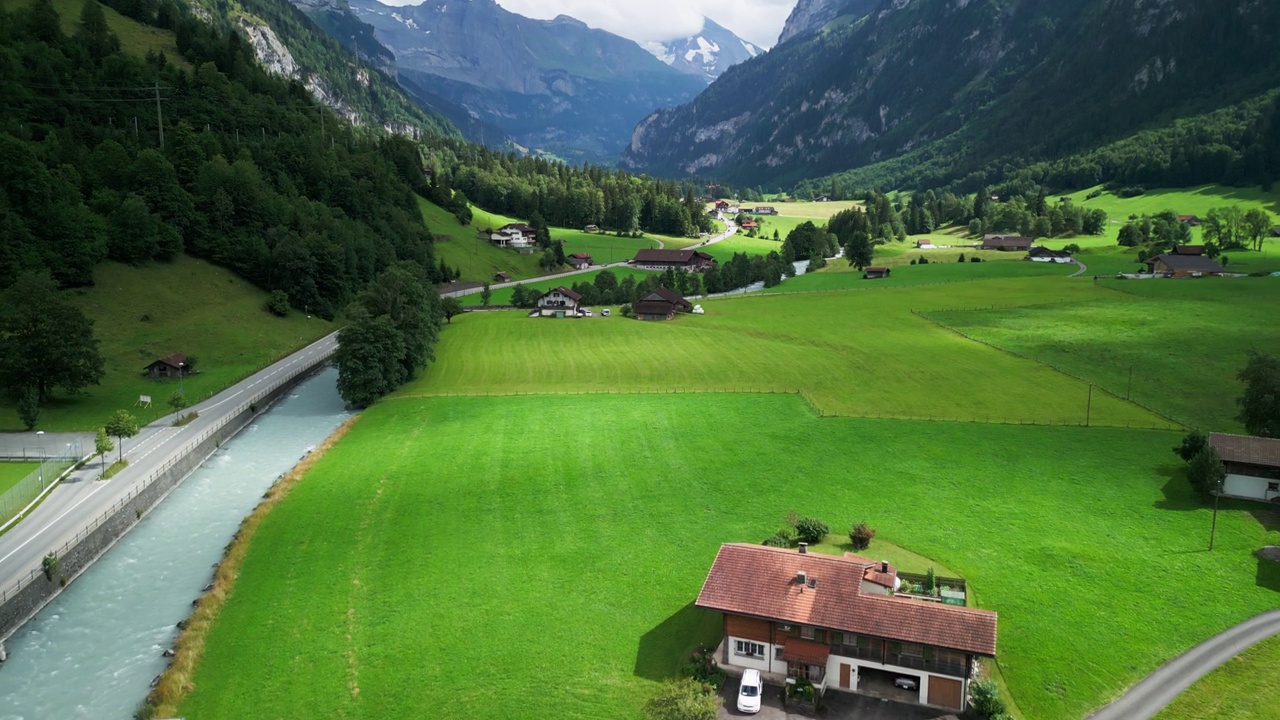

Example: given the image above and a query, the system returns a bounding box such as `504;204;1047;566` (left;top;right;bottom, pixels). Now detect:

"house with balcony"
535;286;581;317
695;543;997;712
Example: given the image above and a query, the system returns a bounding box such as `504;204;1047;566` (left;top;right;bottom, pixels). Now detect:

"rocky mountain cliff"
187;0;456;137
776;0;877;45
640;18;759;83
622;0;1280;189
346;0;705;162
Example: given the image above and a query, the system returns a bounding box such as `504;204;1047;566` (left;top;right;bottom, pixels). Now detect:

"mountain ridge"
622;0;1280;190
640;17;759;83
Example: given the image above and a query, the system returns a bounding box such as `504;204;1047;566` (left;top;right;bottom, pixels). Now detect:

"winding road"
1084;608;1280;719
442;220;737;299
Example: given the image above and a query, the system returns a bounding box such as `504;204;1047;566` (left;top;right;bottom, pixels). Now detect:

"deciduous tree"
94;427;113;471
104;409;140;464
1237;352;1280;437
0;272;105;402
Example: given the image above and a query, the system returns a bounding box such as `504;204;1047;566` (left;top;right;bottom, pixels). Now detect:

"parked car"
600;309;611;317
581;308;593;317
894;676;918;691
737;669;762;714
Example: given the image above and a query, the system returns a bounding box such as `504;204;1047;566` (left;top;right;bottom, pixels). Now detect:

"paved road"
1085;608;1280;720
443;221;738;299
1070;258;1088;277
0;332;338;609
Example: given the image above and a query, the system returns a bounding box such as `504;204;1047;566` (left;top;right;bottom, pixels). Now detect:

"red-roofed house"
695;543;997;712
568;253;593;269
1178;215;1201;226
1209;432;1280;502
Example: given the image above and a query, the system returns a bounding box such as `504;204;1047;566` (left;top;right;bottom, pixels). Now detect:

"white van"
737;668;762;714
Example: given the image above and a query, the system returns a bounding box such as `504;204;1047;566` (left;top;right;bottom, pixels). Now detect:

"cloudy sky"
378;0;798;49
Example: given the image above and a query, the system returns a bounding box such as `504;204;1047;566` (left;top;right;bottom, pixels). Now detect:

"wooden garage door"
928;677;963;710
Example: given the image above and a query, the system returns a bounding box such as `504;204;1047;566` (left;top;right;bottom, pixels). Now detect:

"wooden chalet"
863;267;891;279
535;286;581;317
494;271;512;282
631;249;717;272
568;253;593;269
144;353;188;379
1144;253;1224;277
753;206;779;216
634;287;692;321
1171;245;1205;256
981;235;1032;251
1209;433;1280;502
1178;215;1202;226
1025;246;1073;263
696;544;997;712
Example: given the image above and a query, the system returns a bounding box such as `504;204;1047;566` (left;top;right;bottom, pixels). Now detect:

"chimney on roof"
880;561;889;573
798;542;808;554
796;570;807;585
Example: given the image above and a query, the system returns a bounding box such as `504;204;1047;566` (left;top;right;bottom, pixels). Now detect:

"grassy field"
177;393;1279;720
0;256;333;432
1153;631;1280;720
927;277;1280;431
457;267;654;307
419;278;1170;429
699;233;787;262
0;462;40;497
1064;185;1280;226
762;257;1074;294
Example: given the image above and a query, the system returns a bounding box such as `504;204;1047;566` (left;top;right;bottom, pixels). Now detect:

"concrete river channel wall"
0;349;347;718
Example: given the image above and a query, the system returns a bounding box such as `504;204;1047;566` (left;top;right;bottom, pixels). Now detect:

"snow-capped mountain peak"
644;17;759;83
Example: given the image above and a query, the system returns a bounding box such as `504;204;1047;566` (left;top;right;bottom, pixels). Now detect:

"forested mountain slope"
0;0;448;320
623;0;1280;191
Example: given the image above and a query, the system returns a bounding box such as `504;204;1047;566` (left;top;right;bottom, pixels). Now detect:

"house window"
800;626;815;640
1268;482;1279;492
830;632;843;647
734;640;765;658
774;647;785;661
777;623;794;633
900;642;924;658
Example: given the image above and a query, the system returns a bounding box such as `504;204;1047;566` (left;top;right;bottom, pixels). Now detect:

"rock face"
776;0;879;45
622;0;1280;188
347;0;705;162
640;18;760;83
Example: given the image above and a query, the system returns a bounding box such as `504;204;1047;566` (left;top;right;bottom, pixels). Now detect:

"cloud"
374;0;796;49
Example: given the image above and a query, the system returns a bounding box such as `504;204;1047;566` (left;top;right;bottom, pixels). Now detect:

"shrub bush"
957;253;966;262
970;256;982;262
42;552;58;581
1173;430;1207;462
849;521;876;550
1064;243;1082;253
969;678;1007;718
682;645;727;690
794;517;829;544
763;533;791;548
644;678;718;720
620;303;634;318
264;289;290;317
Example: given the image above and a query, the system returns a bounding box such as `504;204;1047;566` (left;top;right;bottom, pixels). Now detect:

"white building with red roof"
695;543;997;712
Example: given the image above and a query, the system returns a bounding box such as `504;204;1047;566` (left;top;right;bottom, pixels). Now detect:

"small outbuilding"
1026;246;1073;263
494;271;512;282
568;253;593;269
1209;432;1280;502
1178;215;1202;226
863;267;891;279
144;353;188;379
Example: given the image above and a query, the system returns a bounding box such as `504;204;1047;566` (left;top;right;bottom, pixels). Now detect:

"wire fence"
911;308;1186;431
0;457;77;527
0;340;335;606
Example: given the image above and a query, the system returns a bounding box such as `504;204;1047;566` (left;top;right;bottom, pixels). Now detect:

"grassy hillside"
0;256;333;431
1064;185;1280;229
0;0;186;66
176;393;1278;720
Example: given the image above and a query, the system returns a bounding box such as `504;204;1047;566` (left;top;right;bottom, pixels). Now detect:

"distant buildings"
631;249;717;272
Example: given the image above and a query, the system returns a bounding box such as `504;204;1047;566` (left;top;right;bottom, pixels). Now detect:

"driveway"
717;681;955;720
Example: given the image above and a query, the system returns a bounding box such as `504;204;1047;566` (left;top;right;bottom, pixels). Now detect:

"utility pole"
1209;479;1222;551
154;80;164;149
1085;384;1093;427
